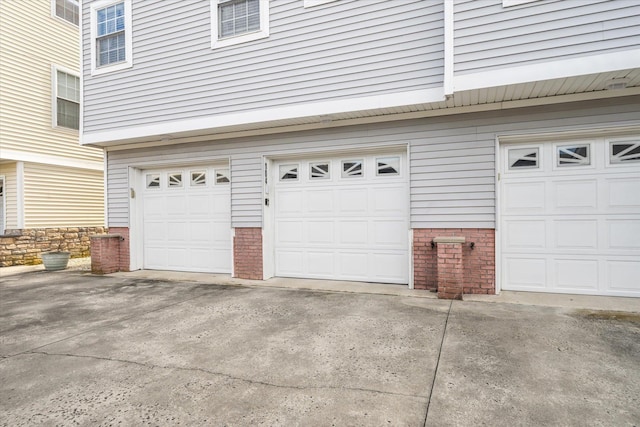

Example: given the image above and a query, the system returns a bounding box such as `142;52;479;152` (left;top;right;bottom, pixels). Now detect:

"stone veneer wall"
413;228;495;294
0;227;107;267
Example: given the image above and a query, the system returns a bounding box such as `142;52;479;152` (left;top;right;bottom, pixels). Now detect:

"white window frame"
51;0;79;26
52;65;80;132
90;0;133;76
304;0;338;8
210;0;269;49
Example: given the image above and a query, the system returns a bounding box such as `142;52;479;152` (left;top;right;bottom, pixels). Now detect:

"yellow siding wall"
0;162;18;229
0;0;102;163
23;162;104;228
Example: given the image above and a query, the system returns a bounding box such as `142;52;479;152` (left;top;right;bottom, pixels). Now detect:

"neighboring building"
82;0;639;298
0;0;105;266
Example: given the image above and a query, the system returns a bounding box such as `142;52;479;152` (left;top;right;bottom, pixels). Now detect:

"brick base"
90;227;130;274
0;227;107;267
413;228;495;294
233;227;263;280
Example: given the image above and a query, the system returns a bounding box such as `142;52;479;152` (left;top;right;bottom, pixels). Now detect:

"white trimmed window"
53;0;79;25
90;0;133;75
211;0;269;49
54;68;80;130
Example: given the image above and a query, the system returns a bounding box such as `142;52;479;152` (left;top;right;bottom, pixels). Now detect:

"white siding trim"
210;0;270;49
82;87;445;145
16;161;24;229
494;135;502;294
443;0;454;96
0;174;5;234
454;49;640;92
89;0;133;76
0;149;103;171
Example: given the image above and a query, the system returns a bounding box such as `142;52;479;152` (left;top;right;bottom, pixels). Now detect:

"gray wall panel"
83;0;444;134
454;0;640;73
106;96;640;230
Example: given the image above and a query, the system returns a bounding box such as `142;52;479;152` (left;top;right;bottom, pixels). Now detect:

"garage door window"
191;171;207;186
216;169;230;184
376;156;400;176
279;164;298;181
342;160;363;178
610;141;640;164
168;172;183;187
557;145;590;167
146;174;160;188
310;162;330;180
508;147;539;170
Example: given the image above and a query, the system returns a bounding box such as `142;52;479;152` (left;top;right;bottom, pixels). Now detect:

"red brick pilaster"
90;227;130;274
413;228;495;294
435;237;465;300
233;227;263;280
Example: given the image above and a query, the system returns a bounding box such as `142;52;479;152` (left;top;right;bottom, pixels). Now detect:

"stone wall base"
0;227;107;267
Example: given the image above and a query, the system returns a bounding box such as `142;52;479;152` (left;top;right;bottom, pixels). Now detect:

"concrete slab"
1;268;639;426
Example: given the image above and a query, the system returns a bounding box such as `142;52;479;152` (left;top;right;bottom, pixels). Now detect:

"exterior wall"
454;0;640;74
0;162;17;230
82;0;444;134
90;227;129;273
233;228;263;280
106;96;640;230
23;162;104;228
413;228;495;294
0;227;106;267
0;0;102;163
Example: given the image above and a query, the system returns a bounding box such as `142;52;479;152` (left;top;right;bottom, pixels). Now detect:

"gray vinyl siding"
105;96;640;229
454;0;640;74
83;0;444;133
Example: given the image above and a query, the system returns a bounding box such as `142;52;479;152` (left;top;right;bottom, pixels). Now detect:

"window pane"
56;0;79;25
57;99;79;130
97;33;126;67
218;0;260;38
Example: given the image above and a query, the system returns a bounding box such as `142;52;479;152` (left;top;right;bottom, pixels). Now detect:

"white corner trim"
443;0;454;96
89;0;133;76
454;49;640;92
0;149;104;171
210;0;269;49
82;87;445;145
16;162;24;229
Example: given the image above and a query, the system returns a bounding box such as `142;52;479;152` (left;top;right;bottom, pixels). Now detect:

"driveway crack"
423;299;452;427
26;350;428;401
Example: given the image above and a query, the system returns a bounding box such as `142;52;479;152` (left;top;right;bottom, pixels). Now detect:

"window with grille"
91;0;132;75
54;0;79;25
211;0;269;48
55;69;80;130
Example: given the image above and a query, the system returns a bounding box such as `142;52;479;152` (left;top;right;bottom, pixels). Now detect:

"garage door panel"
607;177;640;208
277;190;304;215
307;251;334;275
373;186;407;214
338;189;368;214
276;251;304;274
307;221;334;244
503;181;545;212
338;221;368;245
373;220;407;247
607;219;640;250
307;190;334;214
504;257;547;289
501;139;640;297
607;260;640;293
276;220;303;244
142;166;231;273
553;180;597;210
554;259;599;291
338;252;368;278
504;220;546;249
371;252;407;282
554;219;598;250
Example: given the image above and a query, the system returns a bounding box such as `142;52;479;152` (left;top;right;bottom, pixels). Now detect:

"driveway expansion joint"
423;299;452;427
26;350;428;400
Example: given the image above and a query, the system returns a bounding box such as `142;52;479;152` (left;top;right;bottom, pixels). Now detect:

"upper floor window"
54;68;80;130
90;0;133;76
54;0;79;26
211;0;269;49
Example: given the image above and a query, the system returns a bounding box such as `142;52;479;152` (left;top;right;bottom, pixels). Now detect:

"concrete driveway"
1;268;639;426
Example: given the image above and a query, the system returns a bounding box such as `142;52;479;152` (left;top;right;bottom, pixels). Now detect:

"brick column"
90;234;122;274
434;236;465;300
233;227;263;280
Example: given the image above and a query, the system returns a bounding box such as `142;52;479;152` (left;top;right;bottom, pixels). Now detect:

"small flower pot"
41;251;71;271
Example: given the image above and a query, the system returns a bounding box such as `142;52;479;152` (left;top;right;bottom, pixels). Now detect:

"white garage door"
142;165;231;273
500;137;640;297
273;152;409;284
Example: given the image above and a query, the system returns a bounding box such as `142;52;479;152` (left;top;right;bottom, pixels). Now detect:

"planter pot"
41;251;70;271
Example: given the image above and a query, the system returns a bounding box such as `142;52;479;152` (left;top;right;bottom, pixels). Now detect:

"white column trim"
443;0;454;96
0;149;103;171
16;161;24;229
